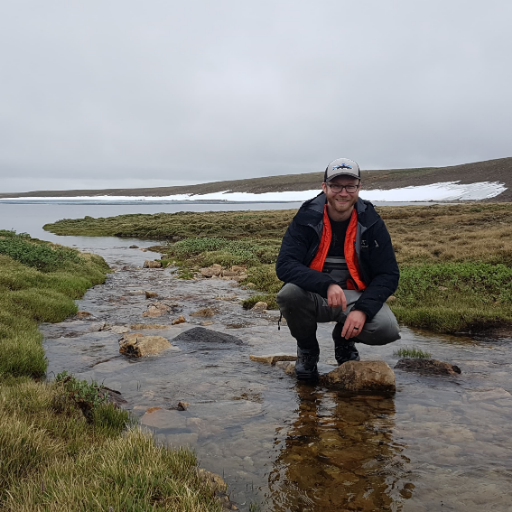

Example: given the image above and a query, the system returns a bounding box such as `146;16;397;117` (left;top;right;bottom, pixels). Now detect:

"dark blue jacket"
276;193;399;321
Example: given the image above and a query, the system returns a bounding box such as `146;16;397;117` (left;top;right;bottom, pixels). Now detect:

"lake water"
2;201;512;511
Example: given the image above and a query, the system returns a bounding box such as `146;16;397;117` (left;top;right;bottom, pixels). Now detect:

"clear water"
3;203;512;511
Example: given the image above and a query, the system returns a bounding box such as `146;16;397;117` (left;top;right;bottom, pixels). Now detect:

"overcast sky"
1;0;511;193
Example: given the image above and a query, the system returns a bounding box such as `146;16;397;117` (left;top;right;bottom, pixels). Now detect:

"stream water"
2;203;512;511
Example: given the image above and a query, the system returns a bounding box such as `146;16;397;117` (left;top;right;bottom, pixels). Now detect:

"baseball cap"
323;157;361;182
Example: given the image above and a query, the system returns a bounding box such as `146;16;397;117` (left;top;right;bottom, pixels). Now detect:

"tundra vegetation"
0;231;222;511
45;202;512;335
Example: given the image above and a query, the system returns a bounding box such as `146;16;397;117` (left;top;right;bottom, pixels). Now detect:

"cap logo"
332;164;353;170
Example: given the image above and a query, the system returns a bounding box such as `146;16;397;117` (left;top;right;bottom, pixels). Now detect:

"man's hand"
342;310;367;339
327;284;347;310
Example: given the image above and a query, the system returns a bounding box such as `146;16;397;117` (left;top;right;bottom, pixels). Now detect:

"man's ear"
321;182;327;194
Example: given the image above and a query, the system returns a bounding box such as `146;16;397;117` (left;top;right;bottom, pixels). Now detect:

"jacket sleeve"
276;219;336;297
351;219;399;321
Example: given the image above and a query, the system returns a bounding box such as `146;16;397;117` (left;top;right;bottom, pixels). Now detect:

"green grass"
0;377;222;512
0;232;109;378
394;347;432;359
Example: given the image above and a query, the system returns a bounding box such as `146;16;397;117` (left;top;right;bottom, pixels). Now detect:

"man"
276;157;400;380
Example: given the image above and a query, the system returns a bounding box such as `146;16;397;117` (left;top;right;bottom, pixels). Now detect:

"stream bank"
41;252;512;512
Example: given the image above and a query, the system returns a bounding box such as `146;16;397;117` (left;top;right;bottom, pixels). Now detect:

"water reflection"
268;384;412;511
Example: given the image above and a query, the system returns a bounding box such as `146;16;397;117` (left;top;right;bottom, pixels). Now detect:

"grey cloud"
0;0;511;192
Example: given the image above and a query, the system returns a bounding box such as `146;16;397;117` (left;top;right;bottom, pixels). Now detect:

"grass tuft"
394;347;432;359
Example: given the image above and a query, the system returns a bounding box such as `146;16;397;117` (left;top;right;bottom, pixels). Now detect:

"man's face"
321;176;360;219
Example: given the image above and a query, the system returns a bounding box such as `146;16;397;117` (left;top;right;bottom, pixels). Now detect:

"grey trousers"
276;283;400;346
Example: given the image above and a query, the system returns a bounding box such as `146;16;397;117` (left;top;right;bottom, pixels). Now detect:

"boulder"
395;358;461;375
119;333;171;357
250;353;297;365
251;301;268;312
320;361;396;392
143;260;161;268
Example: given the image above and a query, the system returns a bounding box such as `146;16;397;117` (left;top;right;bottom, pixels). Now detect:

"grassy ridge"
44;203;512;334
0;232;223;511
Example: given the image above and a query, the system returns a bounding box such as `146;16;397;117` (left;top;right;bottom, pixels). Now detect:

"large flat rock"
320;360;396;392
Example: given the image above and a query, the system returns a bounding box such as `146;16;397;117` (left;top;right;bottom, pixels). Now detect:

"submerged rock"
119;332;171;357
145;291;159;299
320;361;396;392
250;353;297;365
172;327;244;346
75;311;92;319
143;260;161;268
395;358;461;375
190;307;216;317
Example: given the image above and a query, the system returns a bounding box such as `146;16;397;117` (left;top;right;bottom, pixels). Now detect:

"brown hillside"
1;156;511;200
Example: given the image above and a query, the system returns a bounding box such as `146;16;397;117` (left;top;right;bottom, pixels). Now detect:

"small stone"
119;333;172;357
221;270;239;277
275;361;296;375
127;290;145;296
111;325;130;334
251;302;268;312
177;401;189;411
75;311;92;319
142;302;170;317
386;295;397;303
245;283;256;289
129;245;139;249
438;286;449;291
145;291;159;299
320;361;396;392
190;308;215;317
140;248;148;252
172;315;186;325
250;354;297;365
201;321;214;326
143;260;161;268
231;265;247;272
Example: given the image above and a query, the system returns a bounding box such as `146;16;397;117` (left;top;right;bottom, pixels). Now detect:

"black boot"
332;323;360;365
295;347;319;380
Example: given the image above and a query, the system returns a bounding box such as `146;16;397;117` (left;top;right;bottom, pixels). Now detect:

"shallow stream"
40;245;512;512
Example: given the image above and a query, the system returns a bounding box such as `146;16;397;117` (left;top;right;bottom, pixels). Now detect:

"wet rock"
140;248;148;252
127;290;146;296
145;291;159;299
119;332;172;357
275;361;296;375
130;323;168;330
197;469;238;510
395;358;461;375
251;301;268;312
102;387;128;408
75;311;92;319
320;361;396;392
129;245;139;248
143;260;161;268
190;307;215;317
177;401;190;411
250;353;297;365
143;302;170;317
172;315;186;325
173;327;244;347
140;408;187;429
110;325;130;334
146;406;162;413
201;266;222;278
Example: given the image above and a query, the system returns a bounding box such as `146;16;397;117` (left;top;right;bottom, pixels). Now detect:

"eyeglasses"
327;183;360;193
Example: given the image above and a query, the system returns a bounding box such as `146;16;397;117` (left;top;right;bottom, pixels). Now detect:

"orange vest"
308;205;367;291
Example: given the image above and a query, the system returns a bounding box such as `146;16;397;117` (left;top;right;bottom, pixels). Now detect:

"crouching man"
276;157;400;380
